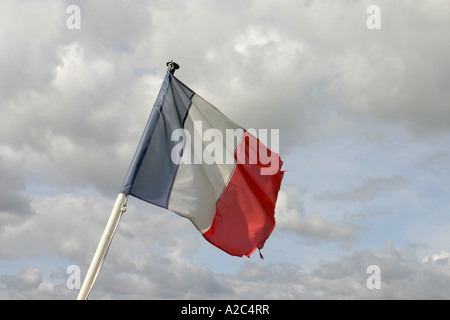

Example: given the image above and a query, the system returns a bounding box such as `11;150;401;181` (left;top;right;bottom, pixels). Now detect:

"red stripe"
203;131;284;257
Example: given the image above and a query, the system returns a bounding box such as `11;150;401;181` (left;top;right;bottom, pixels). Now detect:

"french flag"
121;70;284;258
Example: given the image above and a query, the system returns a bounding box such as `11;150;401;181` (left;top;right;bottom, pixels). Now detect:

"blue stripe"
120;72;194;208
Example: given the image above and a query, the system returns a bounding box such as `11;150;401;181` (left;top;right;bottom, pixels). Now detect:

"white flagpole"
77;193;128;300
77;62;178;300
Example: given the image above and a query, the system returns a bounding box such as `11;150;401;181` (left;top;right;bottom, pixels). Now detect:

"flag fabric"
121;71;284;258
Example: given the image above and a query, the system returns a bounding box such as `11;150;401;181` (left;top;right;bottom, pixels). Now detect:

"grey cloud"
220;244;450;299
145;0;450;141
0;157;33;218
3;244;450;299
88;253;233;300
415;149;450;175
324;1;450;138
2;0;450;196
0;41;153;195
0;1;64;99
0;192;193;260
275;188;360;243
350;210;390;221
2;190;449;299
0;268;55;299
318;175;410;202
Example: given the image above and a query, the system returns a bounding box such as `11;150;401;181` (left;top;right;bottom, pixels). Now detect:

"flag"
121;71;284;258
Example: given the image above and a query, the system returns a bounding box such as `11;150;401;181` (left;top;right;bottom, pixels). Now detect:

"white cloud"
0;1;64;98
422;251;450;264
0;268;55;299
275;189;360;243
0;157;33;219
3;237;449;299
219;243;450;299
52;42;116;96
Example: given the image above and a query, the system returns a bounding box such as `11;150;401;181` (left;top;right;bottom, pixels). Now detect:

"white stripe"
168;94;244;233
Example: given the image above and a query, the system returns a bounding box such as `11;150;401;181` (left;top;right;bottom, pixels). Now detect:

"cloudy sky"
1;0;450;299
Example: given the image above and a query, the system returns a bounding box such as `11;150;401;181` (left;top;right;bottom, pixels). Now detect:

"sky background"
1;0;450;299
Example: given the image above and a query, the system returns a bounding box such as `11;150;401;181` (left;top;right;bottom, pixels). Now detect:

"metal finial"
166;60;180;74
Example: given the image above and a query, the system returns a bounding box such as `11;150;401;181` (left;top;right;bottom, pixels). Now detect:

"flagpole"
77;61;179;300
166;60;179;74
77;193;128;300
